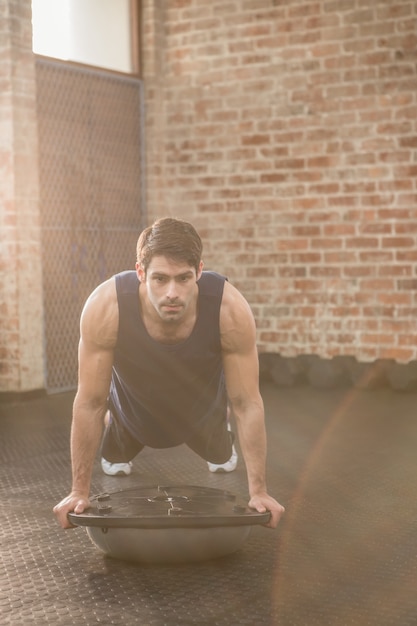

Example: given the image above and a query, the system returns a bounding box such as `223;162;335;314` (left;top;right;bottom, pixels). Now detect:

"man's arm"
220;281;285;528
53;279;117;528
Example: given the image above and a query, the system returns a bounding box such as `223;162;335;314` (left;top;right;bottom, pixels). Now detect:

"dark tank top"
109;270;227;448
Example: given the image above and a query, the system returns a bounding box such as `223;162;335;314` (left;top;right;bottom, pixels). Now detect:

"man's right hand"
53;493;91;529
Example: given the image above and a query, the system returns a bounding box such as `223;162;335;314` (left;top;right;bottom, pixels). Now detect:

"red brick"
30;0;414;369
398;279;417;291
359;251;394;263
346;237;379;248
323;224;356;236
325;251;357;263
241;134;270;146
382;237;414;248
291;225;321;237
343;266;374;278
276;239;309;251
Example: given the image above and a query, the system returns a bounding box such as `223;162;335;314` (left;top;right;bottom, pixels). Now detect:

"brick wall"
1;0;415;394
0;0;44;392
143;0;417;363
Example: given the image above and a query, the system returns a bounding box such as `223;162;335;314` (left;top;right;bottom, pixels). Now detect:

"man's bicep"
76;278;117;405
223;344;261;411
77;338;114;407
221;285;261;404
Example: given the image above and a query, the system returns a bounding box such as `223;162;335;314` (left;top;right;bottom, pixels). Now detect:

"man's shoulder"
88;271;138;303
200;270;227;281
220;281;256;349
88;275;118;303
114;270;139;292
81;277;118;346
199;271;227;296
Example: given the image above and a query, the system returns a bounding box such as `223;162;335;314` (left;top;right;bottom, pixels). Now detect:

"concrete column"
0;0;45;393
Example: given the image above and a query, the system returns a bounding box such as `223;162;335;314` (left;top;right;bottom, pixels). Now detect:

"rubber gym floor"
1;381;416;625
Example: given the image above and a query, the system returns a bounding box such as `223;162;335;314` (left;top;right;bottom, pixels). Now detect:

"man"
54;217;285;529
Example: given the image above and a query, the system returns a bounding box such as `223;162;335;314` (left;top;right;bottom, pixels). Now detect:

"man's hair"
136;217;203;273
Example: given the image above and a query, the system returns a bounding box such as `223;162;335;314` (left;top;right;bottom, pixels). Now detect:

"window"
32;0;138;74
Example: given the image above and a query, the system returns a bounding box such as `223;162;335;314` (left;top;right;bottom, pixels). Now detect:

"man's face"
136;255;203;323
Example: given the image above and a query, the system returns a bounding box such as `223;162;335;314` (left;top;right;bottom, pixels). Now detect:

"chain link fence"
36;59;145;392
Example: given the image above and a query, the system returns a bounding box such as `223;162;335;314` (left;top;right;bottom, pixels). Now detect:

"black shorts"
101;410;233;464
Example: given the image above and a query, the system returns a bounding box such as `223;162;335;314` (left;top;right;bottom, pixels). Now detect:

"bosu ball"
68;485;270;563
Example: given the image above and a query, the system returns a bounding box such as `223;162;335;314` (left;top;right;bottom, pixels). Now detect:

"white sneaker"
207;445;238;473
101;458;132;476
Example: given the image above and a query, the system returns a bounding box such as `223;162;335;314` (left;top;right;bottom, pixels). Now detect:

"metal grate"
36;59;145;392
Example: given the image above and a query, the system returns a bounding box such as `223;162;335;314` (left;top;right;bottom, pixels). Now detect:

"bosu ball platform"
68;484;270;563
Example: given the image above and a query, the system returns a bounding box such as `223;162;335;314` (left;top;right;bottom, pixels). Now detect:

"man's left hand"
249;493;285;528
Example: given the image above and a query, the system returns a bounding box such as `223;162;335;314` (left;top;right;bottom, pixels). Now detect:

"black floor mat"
1;382;416;625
